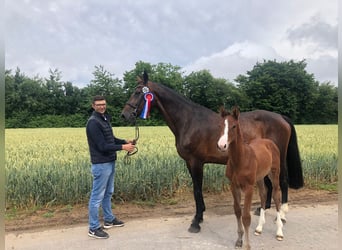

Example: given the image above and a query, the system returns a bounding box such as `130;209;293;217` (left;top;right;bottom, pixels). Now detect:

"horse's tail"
282;115;304;189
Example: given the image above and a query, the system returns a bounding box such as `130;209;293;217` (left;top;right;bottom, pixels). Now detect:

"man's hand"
126;139;137;145
122;143;136;152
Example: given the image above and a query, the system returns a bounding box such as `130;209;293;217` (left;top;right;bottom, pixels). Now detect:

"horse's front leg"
187;163;205;233
231;183;244;248
242;185;253;250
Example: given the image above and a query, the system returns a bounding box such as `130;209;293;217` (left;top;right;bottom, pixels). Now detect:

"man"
86;95;136;239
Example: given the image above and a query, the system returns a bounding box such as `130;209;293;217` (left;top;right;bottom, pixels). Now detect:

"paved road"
5;204;338;250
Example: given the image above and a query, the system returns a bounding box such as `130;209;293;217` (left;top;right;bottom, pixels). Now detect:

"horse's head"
121;72;150;124
217;106;240;151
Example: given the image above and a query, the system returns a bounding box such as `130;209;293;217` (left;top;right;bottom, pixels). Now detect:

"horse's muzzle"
121;112;136;125
217;143;228;152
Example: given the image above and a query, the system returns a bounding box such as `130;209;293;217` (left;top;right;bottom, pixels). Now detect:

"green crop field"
5;125;337;209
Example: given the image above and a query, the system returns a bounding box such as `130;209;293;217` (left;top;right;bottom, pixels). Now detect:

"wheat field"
5;125;337;208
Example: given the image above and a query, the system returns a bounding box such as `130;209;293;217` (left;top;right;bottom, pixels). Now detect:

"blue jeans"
89;161;116;230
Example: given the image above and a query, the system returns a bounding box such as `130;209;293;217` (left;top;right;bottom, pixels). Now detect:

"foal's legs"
231;184;244;249
255;179;267;235
242;185;254;250
270;168;284;241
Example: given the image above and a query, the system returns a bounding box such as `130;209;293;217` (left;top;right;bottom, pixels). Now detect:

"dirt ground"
5;187;338;233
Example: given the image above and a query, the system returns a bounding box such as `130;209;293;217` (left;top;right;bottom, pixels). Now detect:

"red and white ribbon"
140;92;154;119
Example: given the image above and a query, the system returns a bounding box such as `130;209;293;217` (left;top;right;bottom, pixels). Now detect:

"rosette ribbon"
140;92;154;119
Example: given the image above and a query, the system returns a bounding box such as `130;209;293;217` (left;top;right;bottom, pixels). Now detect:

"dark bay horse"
121;73;303;233
218;106;283;249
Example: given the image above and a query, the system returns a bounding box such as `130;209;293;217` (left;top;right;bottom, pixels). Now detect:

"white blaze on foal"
217;119;229;151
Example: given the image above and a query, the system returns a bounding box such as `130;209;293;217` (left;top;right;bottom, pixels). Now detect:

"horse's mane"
151;81;216;114
136;75;218;117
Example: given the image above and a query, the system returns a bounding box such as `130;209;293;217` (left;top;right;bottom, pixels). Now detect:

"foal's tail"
282;115;304;189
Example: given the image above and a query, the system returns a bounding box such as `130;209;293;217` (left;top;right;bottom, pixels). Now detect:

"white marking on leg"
276;211;284;241
254;208;265;235
280;203;288;223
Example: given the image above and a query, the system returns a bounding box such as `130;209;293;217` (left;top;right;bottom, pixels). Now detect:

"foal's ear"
137;76;143;83
219;106;229;117
219;106;225;117
232;106;240;119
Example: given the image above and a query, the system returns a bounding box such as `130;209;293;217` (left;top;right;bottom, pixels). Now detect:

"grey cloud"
287;16;337;49
5;0;337;86
306;56;337;84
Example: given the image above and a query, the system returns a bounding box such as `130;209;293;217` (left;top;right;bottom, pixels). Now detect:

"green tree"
43;68;66;115
5;67;91;128
150;62;184;92
5;69;17;119
311;82;338;124
236;59;318;123
183;70;241;112
122;61;183;95
122;61;153;97
62;81;89;116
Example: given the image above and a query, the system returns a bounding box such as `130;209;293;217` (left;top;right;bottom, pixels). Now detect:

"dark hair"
92;95;106;103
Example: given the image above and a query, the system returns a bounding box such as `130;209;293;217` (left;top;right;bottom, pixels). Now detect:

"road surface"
5;204;338;250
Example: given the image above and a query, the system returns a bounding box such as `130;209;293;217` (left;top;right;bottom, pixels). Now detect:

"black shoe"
104;218;125;229
88;227;109;239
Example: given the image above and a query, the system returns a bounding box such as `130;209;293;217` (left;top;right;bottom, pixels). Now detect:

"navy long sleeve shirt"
86;111;126;164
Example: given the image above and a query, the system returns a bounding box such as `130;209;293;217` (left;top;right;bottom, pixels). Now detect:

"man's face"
92;100;107;114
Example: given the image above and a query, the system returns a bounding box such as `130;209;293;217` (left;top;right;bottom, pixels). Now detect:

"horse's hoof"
188;223;201;233
235;239;243;248
254;230;262;236
276;235;284;241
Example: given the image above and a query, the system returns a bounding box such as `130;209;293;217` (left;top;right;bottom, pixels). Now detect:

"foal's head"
217;106;240;152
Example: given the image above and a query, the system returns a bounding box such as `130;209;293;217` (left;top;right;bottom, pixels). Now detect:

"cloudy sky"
5;0;338;87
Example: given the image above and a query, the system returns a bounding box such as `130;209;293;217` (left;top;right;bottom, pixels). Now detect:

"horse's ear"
143;70;148;85
232;106;240;119
137;76;142;83
219;106;225;117
219;106;230;117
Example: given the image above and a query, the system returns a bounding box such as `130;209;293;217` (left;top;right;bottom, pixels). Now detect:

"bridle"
123;123;139;164
125;84;147;121
124;72;150;164
123;91;143;164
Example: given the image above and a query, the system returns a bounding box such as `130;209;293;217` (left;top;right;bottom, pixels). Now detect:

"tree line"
5;59;337;128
